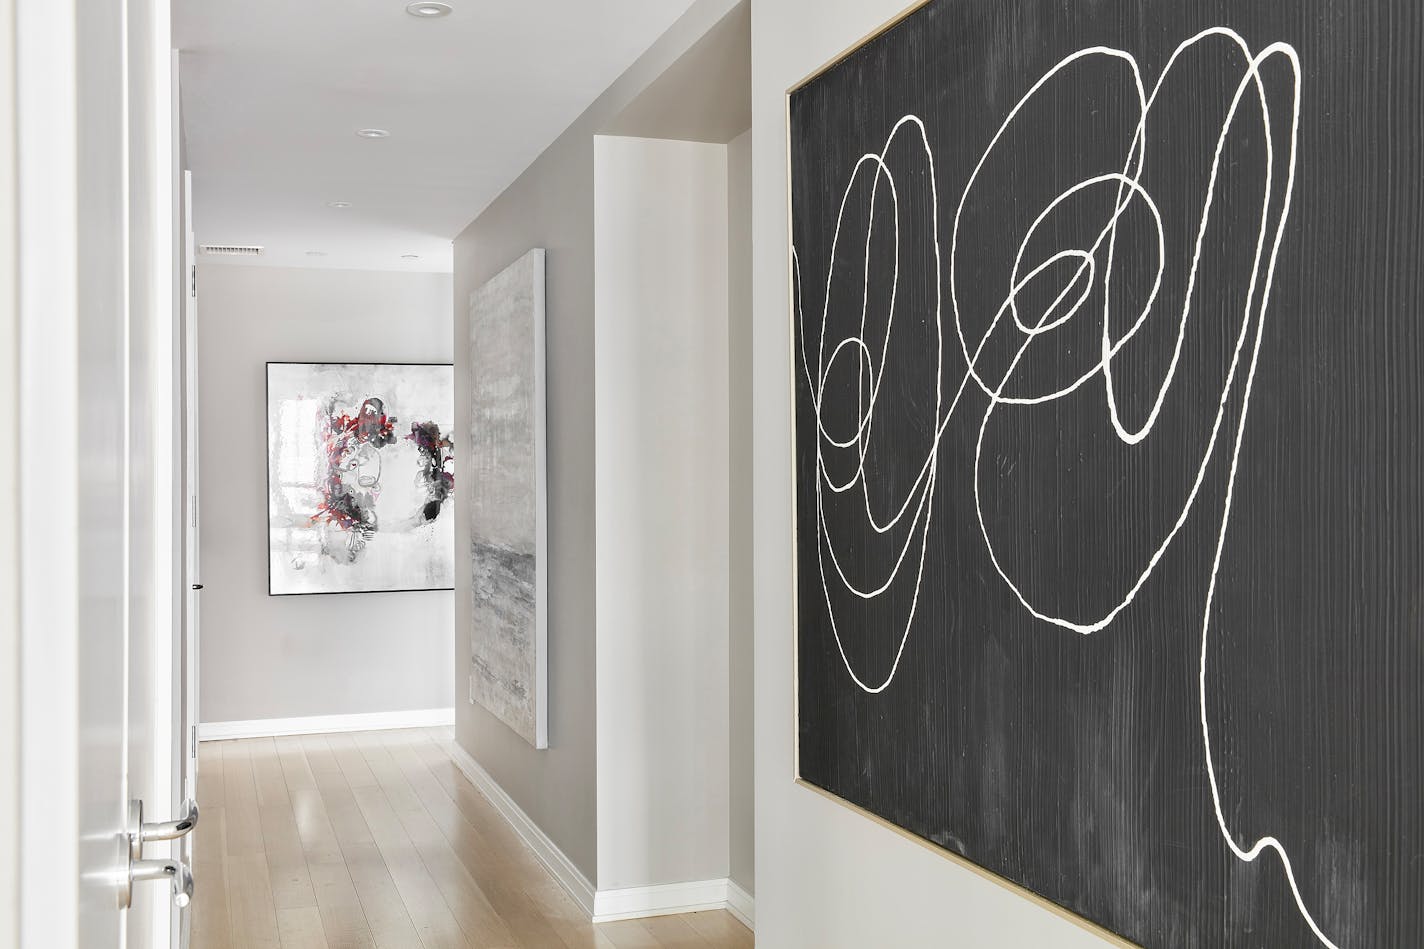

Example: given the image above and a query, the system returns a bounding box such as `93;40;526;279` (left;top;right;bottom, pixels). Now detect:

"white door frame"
135;2;182;943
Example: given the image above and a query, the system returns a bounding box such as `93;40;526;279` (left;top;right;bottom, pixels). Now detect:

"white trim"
447;740;598;916
198;708;454;741
16;0;80;945
446;740;755;930
531;247;549;750
592;879;735;924
725;880;755;930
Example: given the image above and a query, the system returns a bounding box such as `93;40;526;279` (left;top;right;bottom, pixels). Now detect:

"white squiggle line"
1195;41;1335;949
794;30;1337;949
805;117;943;693
973;30;1279;635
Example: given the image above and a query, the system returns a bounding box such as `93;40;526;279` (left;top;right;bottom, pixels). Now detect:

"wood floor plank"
263;824;318;911
476;877;577;949
251;737;291;806
199;742;227;809
222;740;267;858
638;915;714;949
349;753;519;948
250;738;320;912
194;733;753;949
518;878;621;949
282;743;381;949
680;912;752;949
289;787;344;862
277;905;331;949
325;732;380;789
193;801;228;867
595;920;662;949
340;841;426;949
302;734;347;790
227;852;282;949
345;781;472;949
191;812;233;949
275;736;321;793
304;851;380;949
317;781;378;852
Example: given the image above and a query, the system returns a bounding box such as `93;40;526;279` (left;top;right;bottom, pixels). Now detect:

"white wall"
196;263;455;725
750;1;1115;945
593;135;730;890
726;127;754;897
0;0;17;938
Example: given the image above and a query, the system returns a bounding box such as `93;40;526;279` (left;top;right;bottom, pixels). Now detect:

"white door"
14;0;183;947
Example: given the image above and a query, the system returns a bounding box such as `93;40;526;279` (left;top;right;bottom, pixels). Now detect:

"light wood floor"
192;727;753;949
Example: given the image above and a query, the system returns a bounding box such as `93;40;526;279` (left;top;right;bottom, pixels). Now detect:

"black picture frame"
265;360;456;597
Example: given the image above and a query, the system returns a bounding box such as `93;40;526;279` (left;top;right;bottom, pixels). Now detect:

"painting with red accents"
267;361;454;595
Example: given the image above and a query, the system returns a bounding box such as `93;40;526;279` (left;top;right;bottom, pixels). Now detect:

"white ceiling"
175;0;701;273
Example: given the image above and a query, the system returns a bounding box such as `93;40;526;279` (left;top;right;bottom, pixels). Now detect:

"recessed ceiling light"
326;201;352;208
306;251;328;257
401;254;420;260
406;1;452;17
356;128;390;139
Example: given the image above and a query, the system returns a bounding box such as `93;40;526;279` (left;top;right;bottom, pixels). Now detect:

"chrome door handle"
141;798;199;843
130;857;195;908
123;799;198;909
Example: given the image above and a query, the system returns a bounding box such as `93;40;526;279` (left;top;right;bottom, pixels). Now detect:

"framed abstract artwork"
266;361;455;595
468;249;548;749
789;1;1422;946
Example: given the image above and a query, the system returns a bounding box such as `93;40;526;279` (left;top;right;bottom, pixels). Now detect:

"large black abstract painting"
789;1;1422;946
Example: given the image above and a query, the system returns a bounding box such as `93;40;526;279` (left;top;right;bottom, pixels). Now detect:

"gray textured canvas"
468;249;548;748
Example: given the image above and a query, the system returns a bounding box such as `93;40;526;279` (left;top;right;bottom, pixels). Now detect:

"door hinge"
191;724;197;757
190;264;197;297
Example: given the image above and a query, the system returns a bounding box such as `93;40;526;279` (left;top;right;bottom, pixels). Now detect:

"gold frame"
782;2;1138;945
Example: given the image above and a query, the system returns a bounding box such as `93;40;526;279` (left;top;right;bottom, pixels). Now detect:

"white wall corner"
197;707;454;741
447;740;598;916
725;880;755;930
449;740;754;930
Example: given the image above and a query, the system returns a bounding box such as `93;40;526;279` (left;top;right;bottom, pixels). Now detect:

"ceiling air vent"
201;243;263;257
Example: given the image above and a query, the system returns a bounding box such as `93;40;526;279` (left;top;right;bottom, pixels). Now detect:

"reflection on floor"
191;727;753;949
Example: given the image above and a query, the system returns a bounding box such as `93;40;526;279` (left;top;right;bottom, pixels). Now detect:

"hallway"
191;729;753;949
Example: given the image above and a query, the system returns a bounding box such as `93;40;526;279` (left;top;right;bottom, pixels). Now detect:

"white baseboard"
592;878;739;923
447;740;598;916
198;707;454;741
725;880;755;929
445;740;754;930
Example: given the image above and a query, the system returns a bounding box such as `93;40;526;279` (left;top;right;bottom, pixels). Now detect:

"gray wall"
196;263;455;725
750;0;1116;944
451;89;602;884
451;0;743;887
727;127;754;896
